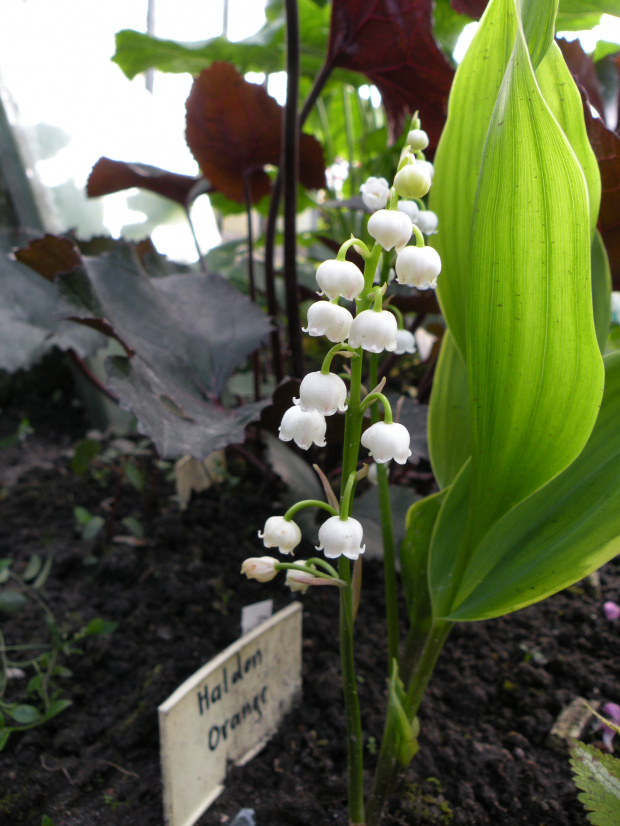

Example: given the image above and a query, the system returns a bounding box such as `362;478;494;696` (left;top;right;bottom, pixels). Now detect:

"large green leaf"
427;330;470;490
430;0;517;357
592;230;612;353
465;22;604;545
557;0;620;31
446;351;620;620
535;41;601;237
400;490;445;625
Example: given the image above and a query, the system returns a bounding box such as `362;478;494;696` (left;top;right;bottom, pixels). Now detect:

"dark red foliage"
450;0;486;17
87;158;203;206
185;62;325;204
13;234;81;281
325;0;454;145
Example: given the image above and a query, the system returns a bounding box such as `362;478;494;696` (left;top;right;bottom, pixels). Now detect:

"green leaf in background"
400;491;445;626
0;590;27;613
427;330;470;490
10;704;42;725
592;230;613;352
465;21;604;546
442;352;620;620
433;0;474;59
570;739;620;825
557;0;620;31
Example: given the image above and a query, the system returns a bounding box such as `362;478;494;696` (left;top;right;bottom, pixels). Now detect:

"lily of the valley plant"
244;0;620;823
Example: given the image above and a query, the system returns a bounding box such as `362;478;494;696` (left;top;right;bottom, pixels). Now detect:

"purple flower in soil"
603;600;620;620
601;702;620;752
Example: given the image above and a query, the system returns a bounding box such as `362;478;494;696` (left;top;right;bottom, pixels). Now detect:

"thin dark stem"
184;205;208;275
300;60;333;127
264;171;285;383
283;0;303;378
68;350;119;404
242;173;261;401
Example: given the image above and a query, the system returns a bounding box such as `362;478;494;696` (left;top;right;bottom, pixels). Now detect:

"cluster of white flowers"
243;120;441;589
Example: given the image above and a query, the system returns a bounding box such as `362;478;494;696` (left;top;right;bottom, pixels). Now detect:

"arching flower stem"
339;471;358;521
284;499;338;521
320;343;359;376
337;236;371;261
411;223;425;248
360;392;394;424
276;561;346;587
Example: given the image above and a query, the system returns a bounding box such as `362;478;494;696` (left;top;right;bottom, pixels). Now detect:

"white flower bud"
258;516;302;555
395;246;442;289
316;259;365;301
294;371;348;416
414;210;439;235
417;160;434;180
279;406;327;450
360;176;390;211
316;516;365;560
397;200;420;222
361;421;412;465
241;556;278;582
406;129;429;151
285;561;318;593
303;301;353;343
394;163;432;199
395;329;416;355
348;309;398;353
367;209;412;252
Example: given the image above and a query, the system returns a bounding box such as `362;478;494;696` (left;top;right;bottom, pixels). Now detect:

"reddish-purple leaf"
13;235;81;282
87;157;202;205
326;0;454;144
185;62;325;204
584;105;620;287
450;0;486;17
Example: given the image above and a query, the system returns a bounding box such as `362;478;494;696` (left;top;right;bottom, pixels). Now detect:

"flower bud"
395;329;416;355
397;200;420;222
361;421;412;464
414;210;439;235
285;561;319;593
394;163;432;199
303;301;353;343
395;245;442;289
294;371;348;416
241;556;278;582
316;259;365;301
348;309;398;353
316;516;365;560
406;129;429;151
258;516;302;555
367;209;412;252
279;406;327;450
417;160;434;180
360;176;390;211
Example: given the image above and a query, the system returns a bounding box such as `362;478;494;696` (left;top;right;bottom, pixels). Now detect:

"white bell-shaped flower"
395;245;442;289
414;210;439;235
348;309;398;353
360;176;390;211
258;516;302;555
303;301;353;343
397;200;420;222
394;162;432;199
294;371;348;416
316;516;365;560
367;209;412;252
361;421;412;465
406;128;429;151
395;329;416;355
316;259;365;301
241;557;278;582
279;406;327;450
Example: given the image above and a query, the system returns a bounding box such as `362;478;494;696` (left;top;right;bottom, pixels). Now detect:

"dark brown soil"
1;362;619;826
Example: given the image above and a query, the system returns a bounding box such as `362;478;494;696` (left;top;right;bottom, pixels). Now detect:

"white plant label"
158;602;302;826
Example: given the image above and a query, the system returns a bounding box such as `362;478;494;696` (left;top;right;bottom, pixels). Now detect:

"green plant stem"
339;556;365;824
368;354;399;668
365;620;452;826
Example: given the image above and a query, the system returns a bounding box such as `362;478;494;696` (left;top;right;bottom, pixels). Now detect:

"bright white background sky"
1;1;619;260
